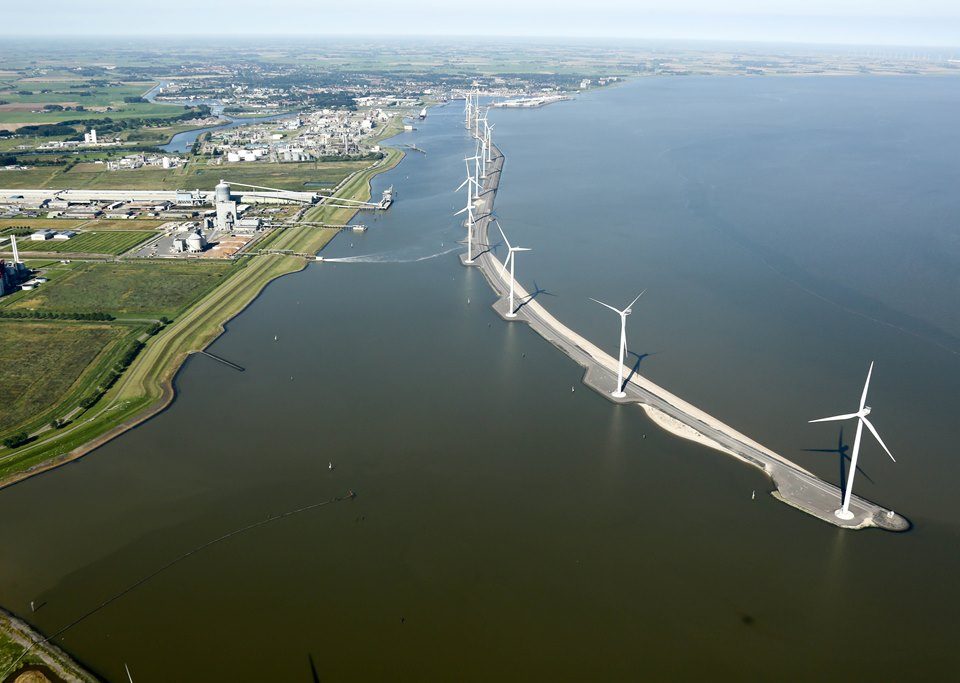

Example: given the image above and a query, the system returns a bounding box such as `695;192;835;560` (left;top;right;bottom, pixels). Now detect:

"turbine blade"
809;413;859;423
626;289;646;311
496;221;511;251
456;178;468;192
454;206;468;216
589;297;622;315
861;416;895;463
860;361;874;411
514;247;532;252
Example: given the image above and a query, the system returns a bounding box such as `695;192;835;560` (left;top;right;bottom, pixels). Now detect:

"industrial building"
0;237;31;296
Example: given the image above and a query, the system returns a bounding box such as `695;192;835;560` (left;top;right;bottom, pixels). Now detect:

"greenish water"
1;77;959;681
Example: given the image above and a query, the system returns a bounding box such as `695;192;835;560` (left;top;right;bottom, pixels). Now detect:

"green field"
17;231;154;255
4;261;234;318
0;320;130;435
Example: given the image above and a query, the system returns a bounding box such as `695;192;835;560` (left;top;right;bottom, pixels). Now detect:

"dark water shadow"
621;350;657;391
803;426;873;498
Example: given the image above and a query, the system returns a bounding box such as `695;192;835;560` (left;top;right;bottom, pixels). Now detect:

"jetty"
463;142;909;532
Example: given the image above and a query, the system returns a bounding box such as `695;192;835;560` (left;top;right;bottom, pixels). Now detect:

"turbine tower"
455;156;482;263
809;361;896;520
590;291;645;398
496;220;530;318
484;122;495;164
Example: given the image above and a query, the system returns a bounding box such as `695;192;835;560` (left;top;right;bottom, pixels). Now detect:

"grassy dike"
0;139;406;489
1;608;97;683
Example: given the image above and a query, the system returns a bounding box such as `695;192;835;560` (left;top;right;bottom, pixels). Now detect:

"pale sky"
8;0;960;46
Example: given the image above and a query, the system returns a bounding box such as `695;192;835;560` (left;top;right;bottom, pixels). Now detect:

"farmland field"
4;261;234;318
0;320;128;435
20;231;155;255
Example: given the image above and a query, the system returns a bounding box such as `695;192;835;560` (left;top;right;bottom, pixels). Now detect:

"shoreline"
0;138;406;491
0;607;98;682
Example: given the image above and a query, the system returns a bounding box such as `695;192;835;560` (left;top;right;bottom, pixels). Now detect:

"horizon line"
3;34;959;50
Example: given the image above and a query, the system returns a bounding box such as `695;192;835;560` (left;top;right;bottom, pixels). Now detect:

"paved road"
464;142;908;532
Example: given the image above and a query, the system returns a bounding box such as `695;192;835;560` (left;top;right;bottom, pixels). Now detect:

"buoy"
274;335;278;341
328;462;334;470
571;386;575;392
467;298;471;304
752;490;756;500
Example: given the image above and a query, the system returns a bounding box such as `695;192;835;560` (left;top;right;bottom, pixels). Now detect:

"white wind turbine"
474;103;484;140
464;90;473;129
590;292;645;398
496;220;531;318
455;156;482;263
809;361;895;520
484;121;495;164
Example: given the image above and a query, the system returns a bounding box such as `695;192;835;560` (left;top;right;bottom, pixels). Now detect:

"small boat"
419;107;427;120
351;224;368;232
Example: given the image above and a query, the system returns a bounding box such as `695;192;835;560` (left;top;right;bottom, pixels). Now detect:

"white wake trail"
321;246;460;264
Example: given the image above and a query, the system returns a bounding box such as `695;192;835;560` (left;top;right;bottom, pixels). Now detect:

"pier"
464;142;909;532
196;350;245;372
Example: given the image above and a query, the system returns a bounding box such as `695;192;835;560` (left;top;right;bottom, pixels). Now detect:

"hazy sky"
8;0;960;46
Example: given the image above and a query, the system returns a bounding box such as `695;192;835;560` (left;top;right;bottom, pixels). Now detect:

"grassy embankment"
0;135;405;486
0;256;298;483
1;607;96;682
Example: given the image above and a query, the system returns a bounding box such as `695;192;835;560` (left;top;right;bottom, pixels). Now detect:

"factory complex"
199;108;395;163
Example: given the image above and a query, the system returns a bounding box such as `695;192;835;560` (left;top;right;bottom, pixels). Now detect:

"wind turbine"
474;103;484;140
809;361;895;520
455;157;482;263
496;220;531;318
589;291;645;398
484;121;495;164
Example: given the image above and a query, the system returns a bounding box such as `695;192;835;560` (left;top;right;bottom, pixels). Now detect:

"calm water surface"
1;77;959;681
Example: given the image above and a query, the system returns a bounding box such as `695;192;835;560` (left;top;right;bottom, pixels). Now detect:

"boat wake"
321;245;460;264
